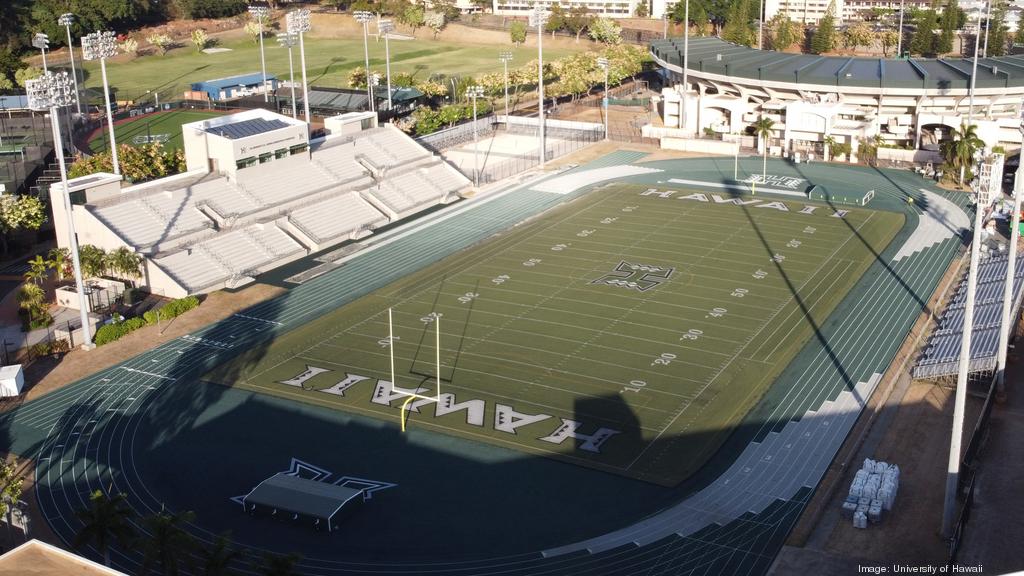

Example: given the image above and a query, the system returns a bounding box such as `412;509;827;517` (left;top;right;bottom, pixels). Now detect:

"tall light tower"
32;33;50;72
681;0;690;132
529;6;549;168
369;72;381;114
276;32;298;119
354;11;375;112
466;85;485;187
81;31;120;175
996;167;1023;398
286;9;311;123
499;51;513;118
597;57;610;141
896;0;905;57
379;20;395;111
26;71;94;350
58;14;82;115
248;3;271;103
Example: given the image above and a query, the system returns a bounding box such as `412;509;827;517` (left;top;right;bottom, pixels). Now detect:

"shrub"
123;317;146;331
94;323;125;346
50;339;70;355
28;342;50;359
143;309;160;325
143;296;200;325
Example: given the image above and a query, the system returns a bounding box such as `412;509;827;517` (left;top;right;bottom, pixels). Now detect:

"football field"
207;183;903;486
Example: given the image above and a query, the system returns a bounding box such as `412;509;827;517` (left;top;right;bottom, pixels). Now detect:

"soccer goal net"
807;185;875;206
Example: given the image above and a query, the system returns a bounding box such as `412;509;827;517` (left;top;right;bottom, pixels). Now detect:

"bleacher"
83;124;471;295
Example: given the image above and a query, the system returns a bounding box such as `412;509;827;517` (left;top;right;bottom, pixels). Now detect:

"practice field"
86;109;225;153
208;184;903;486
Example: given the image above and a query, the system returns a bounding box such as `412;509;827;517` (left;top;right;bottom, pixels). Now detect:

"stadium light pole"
26;71;93;350
248;3;271;103
982;0;991;58
379;20;395;111
58;14;82;115
355;11;375;112
276;32;298;119
529;6;549;168
681;0;689;132
896;0;905;57
960;11;982;186
33;33;49;73
499;51;513;119
466;85;484;187
82;31;120;175
369;72;381;114
287;9;311;123
996;166;1023;398
597;57;610;141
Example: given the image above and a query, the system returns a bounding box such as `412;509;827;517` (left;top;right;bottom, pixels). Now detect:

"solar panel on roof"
211;118;290;140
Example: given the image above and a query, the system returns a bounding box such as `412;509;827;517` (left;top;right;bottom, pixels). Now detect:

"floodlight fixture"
57;13;82;114
81;31;120;174
379;20;396;110
32;33;49;51
249;3;271;102
354;11;375;111
25;71;94;351
287;9;312;122
58;13;74;27
277;32;298;118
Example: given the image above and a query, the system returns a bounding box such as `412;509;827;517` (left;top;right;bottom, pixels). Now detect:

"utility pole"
995;166;1023;397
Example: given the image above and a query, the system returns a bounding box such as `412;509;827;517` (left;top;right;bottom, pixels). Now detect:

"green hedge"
143;296;199;325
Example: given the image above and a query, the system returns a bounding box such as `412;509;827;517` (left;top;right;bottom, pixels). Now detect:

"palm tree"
197;532;241;576
823;135;836;162
140;509;197;576
24;255;49;286
17;283;46;325
941;123;985;188
47;247;71;282
255;552;302;576
107;247;143;288
73;490;136;567
753;116;775;185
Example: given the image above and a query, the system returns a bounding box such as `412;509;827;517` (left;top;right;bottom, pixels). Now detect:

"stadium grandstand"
51;109;470;298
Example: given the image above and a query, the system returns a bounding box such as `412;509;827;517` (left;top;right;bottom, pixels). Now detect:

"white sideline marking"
120;367;173;380
233;313;283;326
532;165;663;194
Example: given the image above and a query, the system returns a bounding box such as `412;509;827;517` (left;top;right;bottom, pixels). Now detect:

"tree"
858;135;882;166
107;247;143;287
147;34;173;55
510;21;527;45
432;0;461;22
78;245;107;279
0;75;13;92
564;7;593;42
69;143;187;184
25;255;48;286
119;38;139;56
767;14;798;50
426;12;447;39
634;1;649;17
191;29;210;52
588;17;623;44
255;552;302;576
692;3;712;36
176;0;248;18
404;5;426;36
941;124;984;187
909;10;937;56
843;22;872;53
937;0;957;54
810;0;837;54
244;21;263;45
988;4;1009;57
14;67;42;88
547;3;566;36
754;116;775;183
73;491;136;567
0;195;46;255
722;0;754;47
141;510;198;576
0;460;23;521
881;29;900;56
197;532;241;576
16;283;47;327
824;135;836;161
48;247;71;282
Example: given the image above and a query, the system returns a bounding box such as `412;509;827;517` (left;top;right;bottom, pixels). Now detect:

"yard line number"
622;380;646;394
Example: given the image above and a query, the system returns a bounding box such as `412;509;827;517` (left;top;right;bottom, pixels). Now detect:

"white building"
647;37;1024;161
50;109;471;298
492;0;641;18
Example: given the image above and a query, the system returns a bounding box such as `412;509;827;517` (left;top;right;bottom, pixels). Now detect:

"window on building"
258;152;273;164
275;148;289;159
235;156;257;170
289;143;308;155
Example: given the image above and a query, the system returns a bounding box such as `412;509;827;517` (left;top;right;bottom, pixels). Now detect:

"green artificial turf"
87;109;225;153
206;183;903;486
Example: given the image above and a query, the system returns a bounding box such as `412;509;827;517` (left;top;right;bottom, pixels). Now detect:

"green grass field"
206;184;903;486
81;35;584;104
87;109;225;153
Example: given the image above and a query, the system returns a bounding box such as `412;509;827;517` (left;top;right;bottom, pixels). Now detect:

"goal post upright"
392;307;444;432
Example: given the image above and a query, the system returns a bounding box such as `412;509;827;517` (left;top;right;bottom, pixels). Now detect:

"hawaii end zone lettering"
279;366;622;454
640;188;850;218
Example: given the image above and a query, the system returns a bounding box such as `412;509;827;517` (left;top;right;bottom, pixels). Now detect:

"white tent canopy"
0;365;24;397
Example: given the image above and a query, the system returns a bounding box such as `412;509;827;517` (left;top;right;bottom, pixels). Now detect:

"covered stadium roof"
650;37;1024;90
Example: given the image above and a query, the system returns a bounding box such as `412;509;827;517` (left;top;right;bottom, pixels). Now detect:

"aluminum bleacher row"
85;125;471;294
912;253;1024;378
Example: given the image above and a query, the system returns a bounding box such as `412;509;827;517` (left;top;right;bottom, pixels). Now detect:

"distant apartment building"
491;0;641;18
764;0;933;24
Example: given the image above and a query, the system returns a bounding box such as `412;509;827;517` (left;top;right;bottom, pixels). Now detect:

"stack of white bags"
841;458;900;529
